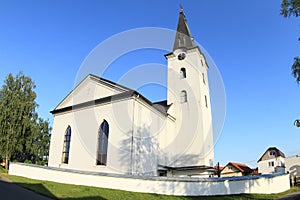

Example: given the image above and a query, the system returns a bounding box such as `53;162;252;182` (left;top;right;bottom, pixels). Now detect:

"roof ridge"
228;162;252;173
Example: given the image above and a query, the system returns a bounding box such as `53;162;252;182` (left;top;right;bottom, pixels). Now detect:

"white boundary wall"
9;163;290;196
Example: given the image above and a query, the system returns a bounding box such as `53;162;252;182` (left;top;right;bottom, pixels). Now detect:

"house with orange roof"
220;162;253;177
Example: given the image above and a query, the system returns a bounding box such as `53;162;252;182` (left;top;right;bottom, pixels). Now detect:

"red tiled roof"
222;162;253;174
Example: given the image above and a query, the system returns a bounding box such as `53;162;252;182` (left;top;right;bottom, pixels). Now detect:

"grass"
0;171;299;200
0;166;8;173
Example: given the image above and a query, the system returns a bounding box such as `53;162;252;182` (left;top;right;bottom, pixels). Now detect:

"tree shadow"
118;124;157;176
7;179;108;200
0;179;56;200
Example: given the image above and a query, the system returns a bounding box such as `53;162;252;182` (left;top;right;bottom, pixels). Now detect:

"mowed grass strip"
0;167;7;173
0;171;299;200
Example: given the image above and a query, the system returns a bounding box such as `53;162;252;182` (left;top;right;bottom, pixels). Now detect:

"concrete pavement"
0;176;53;200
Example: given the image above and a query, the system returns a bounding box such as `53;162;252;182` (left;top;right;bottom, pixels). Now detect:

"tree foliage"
292;57;300;83
281;0;300;84
281;0;300;17
0;72;51;169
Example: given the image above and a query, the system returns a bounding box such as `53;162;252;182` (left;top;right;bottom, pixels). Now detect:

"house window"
228;166;233;170
97;120;109;165
202;73;205;84
180;90;187;103
62;126;71;164
205;95;208;108
268;161;274;167
270;151;276;156
180;68;186;79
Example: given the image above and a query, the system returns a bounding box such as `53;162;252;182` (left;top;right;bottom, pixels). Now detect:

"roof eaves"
51;90;135;115
257;147;286;162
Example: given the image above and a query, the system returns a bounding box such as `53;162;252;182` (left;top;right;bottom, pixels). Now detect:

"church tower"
165;7;214;169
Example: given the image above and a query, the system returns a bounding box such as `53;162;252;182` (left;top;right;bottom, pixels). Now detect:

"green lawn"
0;166;7;173
0;170;299;200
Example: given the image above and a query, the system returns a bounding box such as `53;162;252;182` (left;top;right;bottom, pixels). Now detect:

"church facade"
48;9;214;177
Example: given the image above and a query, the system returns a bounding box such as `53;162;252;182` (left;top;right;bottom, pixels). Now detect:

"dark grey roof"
173;8;195;51
158;164;214;171
51;90;135;115
257;147;286;162
153;100;171;115
52;74;132;111
51;74;170;116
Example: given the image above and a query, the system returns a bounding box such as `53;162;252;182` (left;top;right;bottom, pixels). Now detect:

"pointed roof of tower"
173;6;195;51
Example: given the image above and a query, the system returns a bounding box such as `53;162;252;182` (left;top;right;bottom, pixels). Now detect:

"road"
0;176;52;200
275;191;300;200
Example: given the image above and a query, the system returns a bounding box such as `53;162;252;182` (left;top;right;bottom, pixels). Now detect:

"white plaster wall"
221;172;243;177
157;115;176;166
56;75;126;110
130;98;167;176
285;155;300;176
49;95;173;176
49;98;137;174
166;48;214;167
9;163;290;196
258;157;285;174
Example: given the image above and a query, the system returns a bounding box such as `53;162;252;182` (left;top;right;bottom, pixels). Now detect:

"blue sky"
1;0;300;168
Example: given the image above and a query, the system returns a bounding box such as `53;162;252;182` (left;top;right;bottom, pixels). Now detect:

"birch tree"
0;72;50;169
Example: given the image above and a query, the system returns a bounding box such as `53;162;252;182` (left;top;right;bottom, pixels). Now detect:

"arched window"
181;90;187;103
180;68;186;79
62;126;71;164
97;120;109;165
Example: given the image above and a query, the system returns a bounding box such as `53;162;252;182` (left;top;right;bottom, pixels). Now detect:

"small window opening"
180;68;186;79
181;90;187;103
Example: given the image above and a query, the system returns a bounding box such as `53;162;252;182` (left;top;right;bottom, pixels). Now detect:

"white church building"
48;9;214;177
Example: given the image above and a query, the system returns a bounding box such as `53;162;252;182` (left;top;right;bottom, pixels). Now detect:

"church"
48;8;214;177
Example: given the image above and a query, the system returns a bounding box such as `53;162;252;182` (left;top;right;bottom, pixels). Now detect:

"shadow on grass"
12;182;113;200
0;178;231;200
6;181;280;200
7;176;300;200
15;182;56;198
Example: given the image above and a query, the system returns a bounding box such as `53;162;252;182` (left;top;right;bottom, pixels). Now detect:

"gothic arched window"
180;68;186;79
181;90;187;103
62;126;71;164
97;120;109;165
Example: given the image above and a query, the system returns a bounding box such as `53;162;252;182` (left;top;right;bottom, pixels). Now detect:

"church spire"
173;6;195;51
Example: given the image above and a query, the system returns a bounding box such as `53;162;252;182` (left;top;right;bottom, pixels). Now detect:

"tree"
281;0;300;17
0;72;51;169
281;0;300;84
292;57;300;84
27;118;51;165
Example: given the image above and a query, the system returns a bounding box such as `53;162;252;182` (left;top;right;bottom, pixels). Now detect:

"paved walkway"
0;176;53;200
275;191;300;200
